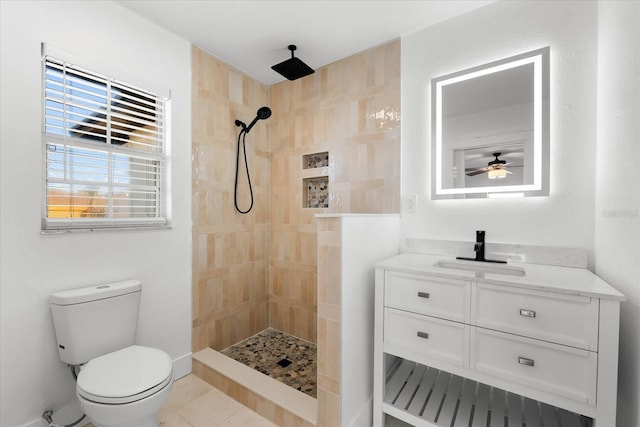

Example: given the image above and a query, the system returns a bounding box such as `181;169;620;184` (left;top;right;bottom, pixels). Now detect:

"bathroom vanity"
373;253;624;427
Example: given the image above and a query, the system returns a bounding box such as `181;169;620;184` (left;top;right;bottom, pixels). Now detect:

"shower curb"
193;348;317;427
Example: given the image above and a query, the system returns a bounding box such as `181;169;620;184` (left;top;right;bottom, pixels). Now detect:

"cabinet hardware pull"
518;357;535;367
417;331;429;339
519;309;536;318
418;291;430;299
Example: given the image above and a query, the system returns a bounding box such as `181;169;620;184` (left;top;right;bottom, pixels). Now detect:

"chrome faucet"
456;230;506;264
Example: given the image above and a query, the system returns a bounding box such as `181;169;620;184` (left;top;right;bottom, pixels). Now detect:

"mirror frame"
431;47;550;199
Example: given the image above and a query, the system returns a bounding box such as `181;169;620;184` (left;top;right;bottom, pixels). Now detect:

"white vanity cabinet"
373;254;624;427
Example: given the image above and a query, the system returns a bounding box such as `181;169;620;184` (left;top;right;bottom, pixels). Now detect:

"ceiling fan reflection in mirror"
465;152;521;180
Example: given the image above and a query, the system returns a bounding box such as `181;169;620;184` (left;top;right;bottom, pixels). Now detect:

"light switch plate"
407;194;417;213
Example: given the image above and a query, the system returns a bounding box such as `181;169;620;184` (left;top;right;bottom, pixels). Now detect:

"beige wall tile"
317;303;339;323
325;319;341;380
269;40;400;343
316;374;339;395
192;46;271;352
256;396;277;422
316;389;340;427
316;316;327;376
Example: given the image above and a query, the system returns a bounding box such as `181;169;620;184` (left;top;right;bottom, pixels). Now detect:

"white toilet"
50;280;174;427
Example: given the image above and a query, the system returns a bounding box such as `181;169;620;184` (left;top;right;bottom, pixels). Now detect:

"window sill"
41;225;173;234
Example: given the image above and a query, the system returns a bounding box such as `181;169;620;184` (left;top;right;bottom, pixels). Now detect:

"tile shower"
191;39;400;425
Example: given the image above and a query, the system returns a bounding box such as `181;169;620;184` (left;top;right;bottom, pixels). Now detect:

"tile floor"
86;374;277;427
220;328;317;398
84;370;413;427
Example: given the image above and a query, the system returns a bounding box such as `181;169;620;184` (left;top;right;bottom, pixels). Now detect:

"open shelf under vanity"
384;357;591;427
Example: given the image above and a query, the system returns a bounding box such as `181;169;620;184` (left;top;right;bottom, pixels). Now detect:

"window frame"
40;45;171;232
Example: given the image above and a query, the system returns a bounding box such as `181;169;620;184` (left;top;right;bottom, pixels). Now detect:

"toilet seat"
77;345;173;405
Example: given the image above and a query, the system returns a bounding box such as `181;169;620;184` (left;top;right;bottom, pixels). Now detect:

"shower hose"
42;365;86;427
234;129;254;214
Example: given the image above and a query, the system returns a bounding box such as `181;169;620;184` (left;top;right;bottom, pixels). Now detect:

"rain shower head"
271;45;315;81
235;106;272;134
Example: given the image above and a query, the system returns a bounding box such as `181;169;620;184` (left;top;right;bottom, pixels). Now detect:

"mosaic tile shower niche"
303;176;329;208
303;151;329;169
302;151;330;208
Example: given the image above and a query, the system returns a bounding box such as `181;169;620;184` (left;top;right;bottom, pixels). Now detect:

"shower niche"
303;176;329;208
302;151;329;209
303;151;329;169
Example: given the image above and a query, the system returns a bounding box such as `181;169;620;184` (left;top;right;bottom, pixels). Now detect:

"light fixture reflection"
488;168;507;179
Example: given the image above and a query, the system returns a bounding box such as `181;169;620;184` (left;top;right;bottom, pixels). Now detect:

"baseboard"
173;351;192;380
350;397;373;427
20;416;48;427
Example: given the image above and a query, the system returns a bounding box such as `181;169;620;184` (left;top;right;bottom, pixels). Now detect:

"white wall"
340;215;400;427
595;2;640;427
0;2;192;427
401;1;598;258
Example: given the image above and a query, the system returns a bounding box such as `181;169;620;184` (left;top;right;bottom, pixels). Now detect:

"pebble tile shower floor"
220;328;317;398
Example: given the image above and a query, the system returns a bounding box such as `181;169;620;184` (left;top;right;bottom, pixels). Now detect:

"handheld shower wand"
235;106;271;134
233;106;272;214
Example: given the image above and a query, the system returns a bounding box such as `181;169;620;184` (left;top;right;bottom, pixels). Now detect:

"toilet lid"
77;345;173;404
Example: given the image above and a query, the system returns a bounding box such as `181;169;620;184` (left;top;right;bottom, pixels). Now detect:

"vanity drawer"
384;308;469;367
472;328;597;404
474;283;599;350
385;271;468;323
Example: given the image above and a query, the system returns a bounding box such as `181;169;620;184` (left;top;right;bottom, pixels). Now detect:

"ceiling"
115;0;494;85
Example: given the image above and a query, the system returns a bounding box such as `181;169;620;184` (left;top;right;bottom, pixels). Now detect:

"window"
42;52;169;231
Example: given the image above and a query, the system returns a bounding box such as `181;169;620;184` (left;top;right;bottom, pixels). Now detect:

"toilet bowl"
50;281;174;427
76;345;173;427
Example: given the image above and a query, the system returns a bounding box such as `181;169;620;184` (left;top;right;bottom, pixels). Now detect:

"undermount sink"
433;260;526;277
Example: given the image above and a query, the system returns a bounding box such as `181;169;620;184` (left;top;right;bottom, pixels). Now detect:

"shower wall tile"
193;42;401;426
192;46;271;352
316;217;342;427
269;39;401;345
191;43;401;427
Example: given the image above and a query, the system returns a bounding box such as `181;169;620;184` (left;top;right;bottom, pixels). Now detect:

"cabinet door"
384;308;469;367
472;328;597;404
385;271;468;323
474;283;599;350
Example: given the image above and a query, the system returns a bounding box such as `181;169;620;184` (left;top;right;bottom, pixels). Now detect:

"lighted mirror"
431;47;549;199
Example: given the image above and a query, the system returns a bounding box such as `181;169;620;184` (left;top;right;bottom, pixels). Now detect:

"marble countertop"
376;253;625;301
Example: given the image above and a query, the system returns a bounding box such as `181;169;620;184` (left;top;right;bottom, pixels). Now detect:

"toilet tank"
50;280;141;365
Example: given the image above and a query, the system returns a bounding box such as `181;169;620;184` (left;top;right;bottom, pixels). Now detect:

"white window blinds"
42;54;168;231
